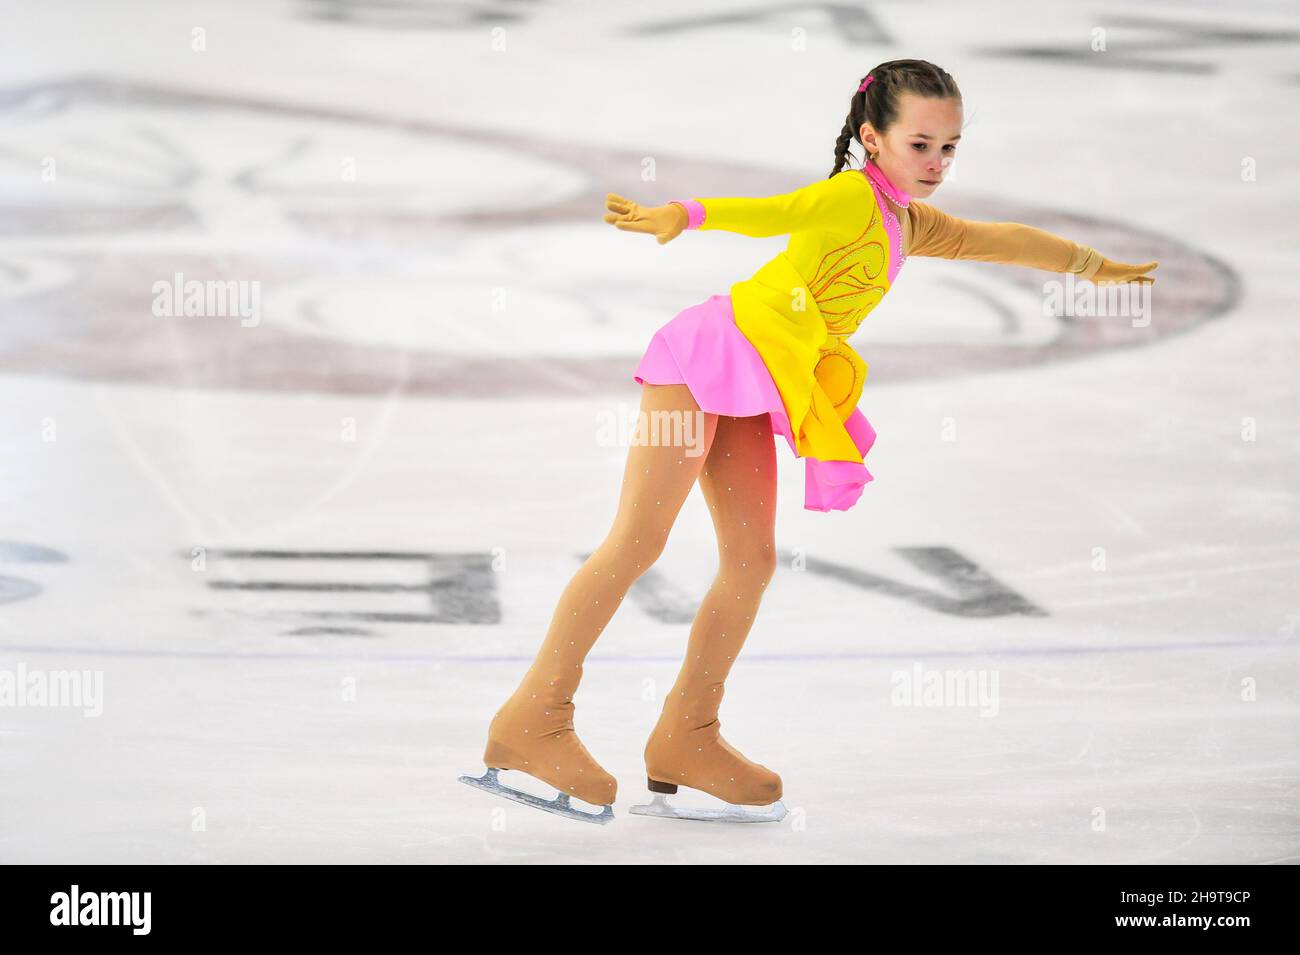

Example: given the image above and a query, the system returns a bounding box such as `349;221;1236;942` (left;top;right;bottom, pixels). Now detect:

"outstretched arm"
604;172;872;243
906;200;1158;284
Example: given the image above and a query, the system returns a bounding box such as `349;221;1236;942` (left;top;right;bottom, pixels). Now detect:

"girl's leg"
643;412;781;805
484;384;719;806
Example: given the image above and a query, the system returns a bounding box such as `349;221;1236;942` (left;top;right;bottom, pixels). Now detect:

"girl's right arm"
605;172;871;243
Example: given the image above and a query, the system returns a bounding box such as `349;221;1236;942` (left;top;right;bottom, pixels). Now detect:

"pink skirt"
632;294;877;512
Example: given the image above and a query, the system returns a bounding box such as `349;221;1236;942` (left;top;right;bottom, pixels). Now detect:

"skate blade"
458;767;614;825
628;792;787;823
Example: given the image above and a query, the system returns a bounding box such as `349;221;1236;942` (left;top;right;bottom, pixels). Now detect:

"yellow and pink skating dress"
633;160;1105;512
633;161;909;512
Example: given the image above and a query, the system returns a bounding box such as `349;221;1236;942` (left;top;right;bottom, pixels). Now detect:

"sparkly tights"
484;383;781;806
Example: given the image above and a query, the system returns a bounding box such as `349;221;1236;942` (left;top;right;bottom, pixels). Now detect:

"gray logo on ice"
0;662;103;717
152;271;261;327
890;662;999;717
1042;272;1152;327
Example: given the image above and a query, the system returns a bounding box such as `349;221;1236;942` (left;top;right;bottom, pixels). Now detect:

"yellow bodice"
694;168;893;463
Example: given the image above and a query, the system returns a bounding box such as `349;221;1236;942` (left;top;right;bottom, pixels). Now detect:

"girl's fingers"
605;205;641;223
606;207;652;231
1095;257;1159;284
602;193;666;236
1126;261;1157;284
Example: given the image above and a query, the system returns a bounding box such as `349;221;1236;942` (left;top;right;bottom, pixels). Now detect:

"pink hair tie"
858;75;874;93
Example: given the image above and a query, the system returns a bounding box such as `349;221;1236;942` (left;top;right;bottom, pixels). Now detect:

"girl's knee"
601;524;670;575
721;543;778;583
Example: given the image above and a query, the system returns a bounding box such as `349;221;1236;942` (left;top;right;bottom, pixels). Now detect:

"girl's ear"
859;122;880;160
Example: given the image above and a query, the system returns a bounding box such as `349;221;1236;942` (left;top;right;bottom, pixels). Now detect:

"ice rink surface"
1;0;1297;863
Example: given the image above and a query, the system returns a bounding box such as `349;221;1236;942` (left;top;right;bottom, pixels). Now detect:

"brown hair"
829;59;962;178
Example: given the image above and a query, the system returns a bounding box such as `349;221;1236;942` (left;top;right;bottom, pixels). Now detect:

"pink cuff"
669;199;706;230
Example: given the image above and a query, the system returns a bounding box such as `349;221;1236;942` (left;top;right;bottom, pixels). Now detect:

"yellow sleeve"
906;200;1103;278
682;172;874;239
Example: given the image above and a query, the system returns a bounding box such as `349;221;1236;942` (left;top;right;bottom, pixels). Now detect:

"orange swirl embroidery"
807;211;891;338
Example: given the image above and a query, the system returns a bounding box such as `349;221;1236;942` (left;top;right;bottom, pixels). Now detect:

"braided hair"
829;59;961;178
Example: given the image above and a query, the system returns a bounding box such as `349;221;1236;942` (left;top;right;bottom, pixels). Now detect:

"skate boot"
633;686;786;823
459;663;616;824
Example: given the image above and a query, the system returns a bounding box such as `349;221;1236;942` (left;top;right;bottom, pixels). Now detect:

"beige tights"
643;409;781;806
484;384;781;808
485;384;717;805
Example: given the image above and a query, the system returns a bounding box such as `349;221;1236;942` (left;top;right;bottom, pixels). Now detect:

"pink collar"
862;160;911;207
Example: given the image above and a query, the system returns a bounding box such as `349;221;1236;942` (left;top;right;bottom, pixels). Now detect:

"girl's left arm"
906;200;1158;284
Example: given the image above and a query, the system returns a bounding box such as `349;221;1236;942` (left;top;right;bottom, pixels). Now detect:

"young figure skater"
460;59;1157;824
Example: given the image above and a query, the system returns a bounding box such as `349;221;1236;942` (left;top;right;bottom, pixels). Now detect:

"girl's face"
859;92;963;200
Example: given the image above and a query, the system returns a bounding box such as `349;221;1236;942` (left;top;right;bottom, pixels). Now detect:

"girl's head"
830;59;963;200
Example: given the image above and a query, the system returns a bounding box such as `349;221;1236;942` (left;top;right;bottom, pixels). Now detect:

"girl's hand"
1092;258;1159;285
604;193;687;245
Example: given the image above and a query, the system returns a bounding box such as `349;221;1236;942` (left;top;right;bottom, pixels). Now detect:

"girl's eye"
911;143;926;151
942;144;956;153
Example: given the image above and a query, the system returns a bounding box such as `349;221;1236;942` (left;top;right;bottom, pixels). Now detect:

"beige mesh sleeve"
906;199;1103;279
